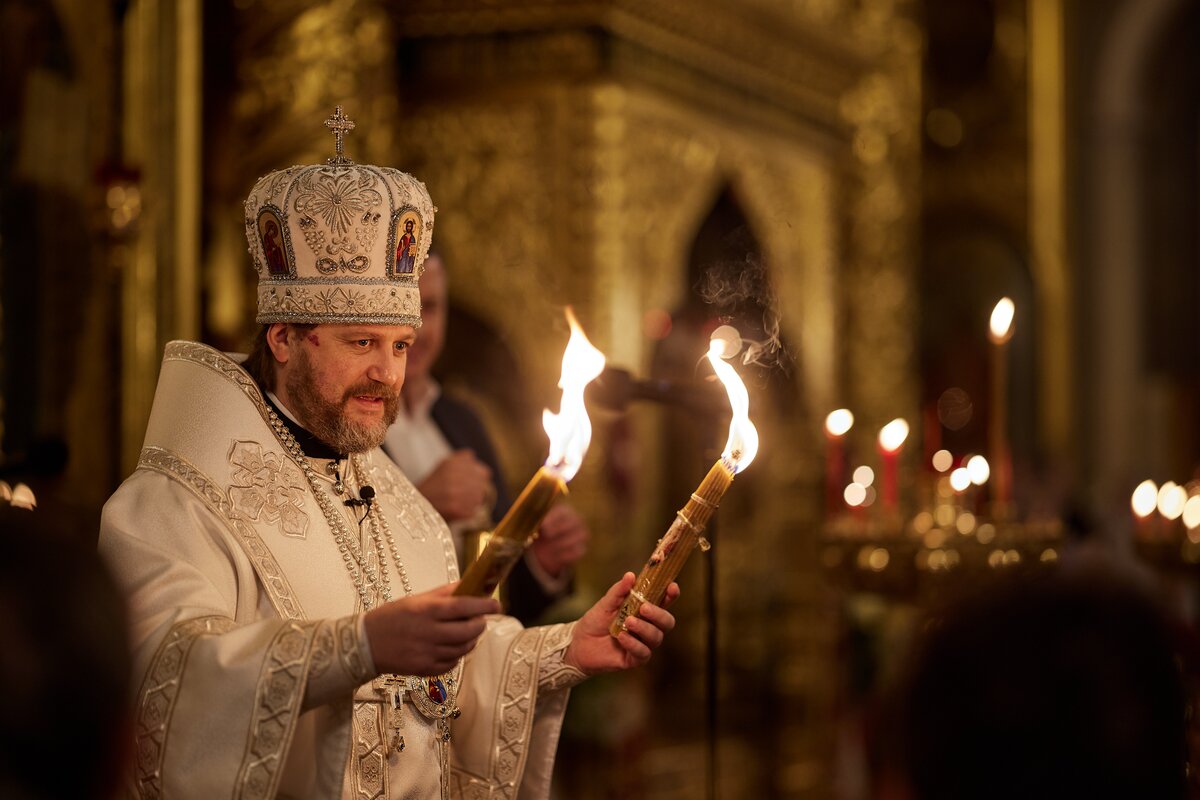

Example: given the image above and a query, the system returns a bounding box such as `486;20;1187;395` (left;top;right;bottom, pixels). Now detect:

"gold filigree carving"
394;102;560;361
838;21;921;428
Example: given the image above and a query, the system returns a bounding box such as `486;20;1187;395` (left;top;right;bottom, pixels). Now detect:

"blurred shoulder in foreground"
878;556;1190;800
0;507;131;800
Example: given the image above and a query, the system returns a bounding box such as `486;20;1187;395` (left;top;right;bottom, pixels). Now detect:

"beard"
285;349;401;454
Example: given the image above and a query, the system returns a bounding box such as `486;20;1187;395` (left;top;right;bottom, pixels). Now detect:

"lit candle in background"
877;418;909;514
964;453;988;513
966;454;991;486
949;467;972;493
1157;482;1186;526
824;409;854;520
457;308;606;597
1131;479;1158;539
988;298;1015;519
1183;495;1200;540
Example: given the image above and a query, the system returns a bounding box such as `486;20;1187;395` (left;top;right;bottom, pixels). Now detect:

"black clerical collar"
262;392;345;461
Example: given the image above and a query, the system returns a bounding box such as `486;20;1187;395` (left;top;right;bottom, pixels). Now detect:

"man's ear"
265;323;293;365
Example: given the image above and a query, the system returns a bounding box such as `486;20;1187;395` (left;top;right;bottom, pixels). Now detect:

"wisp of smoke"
696;252;790;373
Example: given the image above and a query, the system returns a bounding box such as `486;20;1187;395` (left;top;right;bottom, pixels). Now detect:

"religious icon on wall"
394;212;421;275
257;209;291;276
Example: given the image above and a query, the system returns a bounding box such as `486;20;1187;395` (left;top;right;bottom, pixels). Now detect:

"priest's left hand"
564;572;679;675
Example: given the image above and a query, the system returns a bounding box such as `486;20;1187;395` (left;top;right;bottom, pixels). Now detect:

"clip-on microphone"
345;485;375;523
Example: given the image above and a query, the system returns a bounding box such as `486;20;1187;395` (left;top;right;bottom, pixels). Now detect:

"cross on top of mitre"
325;106;356;166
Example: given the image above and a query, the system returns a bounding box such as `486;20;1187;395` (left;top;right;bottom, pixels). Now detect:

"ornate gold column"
120;0;202;474
1028;0;1073;461
840;3;923;475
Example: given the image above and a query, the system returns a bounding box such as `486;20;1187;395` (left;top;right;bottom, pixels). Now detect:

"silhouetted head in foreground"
880;561;1188;800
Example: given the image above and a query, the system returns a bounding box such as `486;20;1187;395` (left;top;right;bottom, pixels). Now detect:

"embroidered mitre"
243;107;436;328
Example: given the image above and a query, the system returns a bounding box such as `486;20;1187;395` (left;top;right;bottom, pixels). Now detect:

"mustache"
342;381;399;403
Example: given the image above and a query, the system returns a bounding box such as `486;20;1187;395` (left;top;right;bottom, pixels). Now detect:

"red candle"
824;409;854;519
877;418;909;513
988;298;1015;519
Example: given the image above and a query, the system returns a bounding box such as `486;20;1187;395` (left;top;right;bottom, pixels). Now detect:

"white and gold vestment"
100;342;584;800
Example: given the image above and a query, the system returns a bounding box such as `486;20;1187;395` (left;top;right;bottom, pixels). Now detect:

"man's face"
405;255;447;384
276;324;415;453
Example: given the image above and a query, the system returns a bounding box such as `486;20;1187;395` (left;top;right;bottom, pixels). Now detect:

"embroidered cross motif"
226;440;309;539
324;106;356;166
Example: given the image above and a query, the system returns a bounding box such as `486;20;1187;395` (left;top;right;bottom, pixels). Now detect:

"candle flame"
1158;482;1186;520
949;467;971;492
707;339;759;474
989;297;1015;343
1183;496;1200;530
542;308;606;482
878;418;909;453
1131;480;1158;518
825;408;854;437
966;455;990;485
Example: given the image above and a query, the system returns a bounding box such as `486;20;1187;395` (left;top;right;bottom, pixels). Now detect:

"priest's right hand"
363;582;501;677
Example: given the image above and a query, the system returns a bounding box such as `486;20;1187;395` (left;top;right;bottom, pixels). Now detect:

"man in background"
384;251;589;623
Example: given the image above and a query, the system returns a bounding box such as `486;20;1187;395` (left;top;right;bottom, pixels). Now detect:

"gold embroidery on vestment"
235;621;322;800
138;446;305;620
335;615;373;683
227;440;310;539
351;702;388;800
448;622;582;797
134;616;237;798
